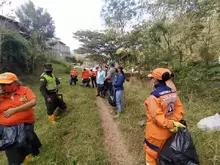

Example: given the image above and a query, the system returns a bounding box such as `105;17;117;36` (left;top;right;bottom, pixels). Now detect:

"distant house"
0;15;30;39
47;37;71;59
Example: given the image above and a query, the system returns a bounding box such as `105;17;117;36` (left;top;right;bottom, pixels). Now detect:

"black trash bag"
108;87;116;107
57;94;67;109
158;127;199;165
0;125;18;150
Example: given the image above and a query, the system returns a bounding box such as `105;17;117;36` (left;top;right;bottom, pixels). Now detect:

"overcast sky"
2;0;104;51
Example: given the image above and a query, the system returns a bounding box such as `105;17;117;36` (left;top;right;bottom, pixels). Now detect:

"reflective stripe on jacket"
145;83;184;140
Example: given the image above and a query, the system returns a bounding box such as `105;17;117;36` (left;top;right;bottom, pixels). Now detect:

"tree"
0;0;13;71
15;0;55;39
66;56;77;63
101;0;141;34
73;29;124;63
0;29;29;73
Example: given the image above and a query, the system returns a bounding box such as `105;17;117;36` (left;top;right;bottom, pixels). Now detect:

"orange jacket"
90;71;96;77
0;86;36;126
82;69;90;79
166;79;177;91
70;69;78;76
145;83;184;140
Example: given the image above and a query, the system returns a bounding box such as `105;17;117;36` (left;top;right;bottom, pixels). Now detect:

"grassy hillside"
0;63;109;165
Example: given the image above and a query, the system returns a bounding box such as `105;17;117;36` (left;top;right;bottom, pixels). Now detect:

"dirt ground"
96;97;136;165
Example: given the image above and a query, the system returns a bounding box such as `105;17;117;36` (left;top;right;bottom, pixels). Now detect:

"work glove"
169;120;186;133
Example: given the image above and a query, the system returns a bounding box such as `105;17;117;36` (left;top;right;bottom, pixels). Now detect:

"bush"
65;56;77;63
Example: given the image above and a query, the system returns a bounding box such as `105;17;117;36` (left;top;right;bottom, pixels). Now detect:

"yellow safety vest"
42;73;57;91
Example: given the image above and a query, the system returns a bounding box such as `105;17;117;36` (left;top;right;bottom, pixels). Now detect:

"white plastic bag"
197;113;220;131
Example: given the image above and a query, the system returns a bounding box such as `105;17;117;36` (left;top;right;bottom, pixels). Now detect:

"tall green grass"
0;62;109;165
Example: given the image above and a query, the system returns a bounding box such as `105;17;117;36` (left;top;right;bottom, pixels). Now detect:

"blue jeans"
115;90;123;113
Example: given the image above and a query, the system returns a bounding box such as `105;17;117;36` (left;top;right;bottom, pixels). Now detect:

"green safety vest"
42;73;57;91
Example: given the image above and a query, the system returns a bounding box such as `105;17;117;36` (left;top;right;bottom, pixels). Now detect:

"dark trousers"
82;78;90;87
97;84;104;96
5;123;42;165
107;81;113;95
5;145;27;165
103;80;108;96
70;75;77;85
91;77;97;88
45;93;58;115
45;93;67;115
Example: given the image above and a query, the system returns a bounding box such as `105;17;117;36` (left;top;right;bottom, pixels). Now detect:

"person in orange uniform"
70;67;78;85
145;68;185;165
0;72;41;165
90;68;97;88
81;67;91;87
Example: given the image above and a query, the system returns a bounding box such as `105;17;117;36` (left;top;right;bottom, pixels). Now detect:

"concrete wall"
50;41;71;59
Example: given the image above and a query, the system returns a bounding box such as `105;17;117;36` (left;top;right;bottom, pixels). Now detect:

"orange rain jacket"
82;69;90;79
70;69;78;76
145;83;184;140
90;71;97;78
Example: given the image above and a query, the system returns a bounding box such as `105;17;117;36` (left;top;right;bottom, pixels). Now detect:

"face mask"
3;84;19;93
46;71;52;75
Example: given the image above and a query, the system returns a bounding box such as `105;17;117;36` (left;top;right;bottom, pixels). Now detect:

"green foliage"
101;0;141;33
0;29;29;73
46;55;72;74
73;29;124;63
65;56;77;63
0;29;68;76
15;0;55;39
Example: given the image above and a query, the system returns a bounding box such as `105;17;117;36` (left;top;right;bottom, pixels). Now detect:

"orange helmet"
147;68;170;80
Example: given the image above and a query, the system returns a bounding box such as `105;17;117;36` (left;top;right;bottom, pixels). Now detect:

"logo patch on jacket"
166;102;175;117
19;95;27;102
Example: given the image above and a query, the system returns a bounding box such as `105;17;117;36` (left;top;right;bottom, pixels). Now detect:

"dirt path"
96;97;135;165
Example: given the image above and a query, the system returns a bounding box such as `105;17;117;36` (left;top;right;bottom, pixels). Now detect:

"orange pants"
144;137;167;165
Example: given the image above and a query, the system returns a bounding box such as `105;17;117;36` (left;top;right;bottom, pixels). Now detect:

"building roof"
48;37;67;46
0;15;29;32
